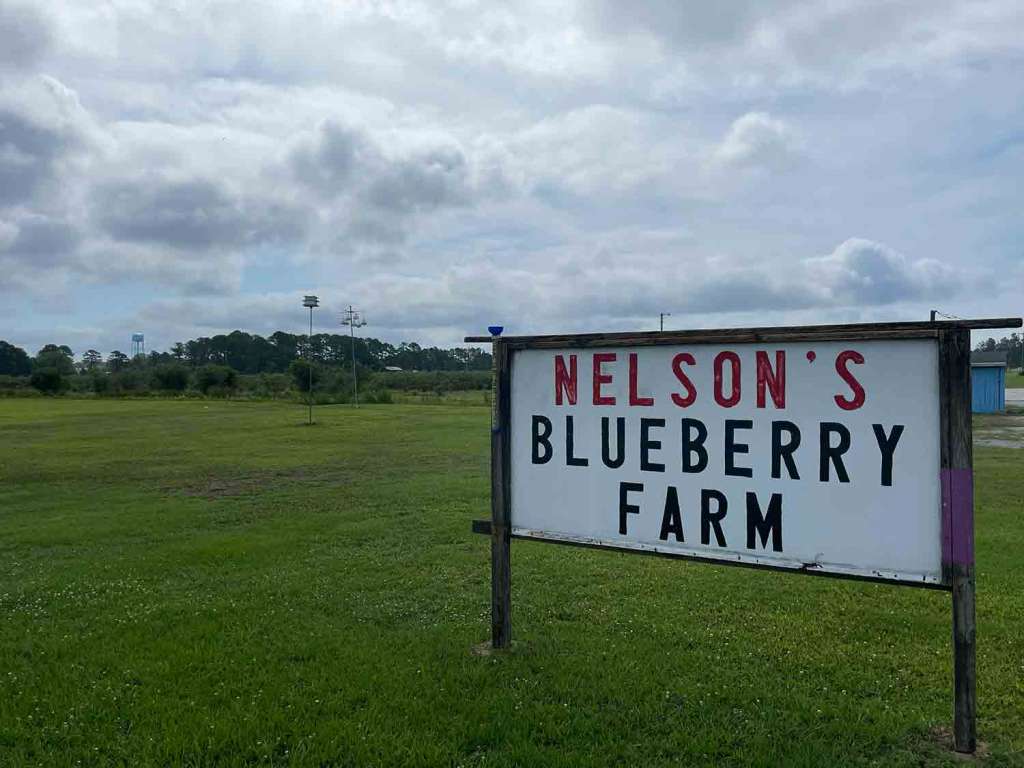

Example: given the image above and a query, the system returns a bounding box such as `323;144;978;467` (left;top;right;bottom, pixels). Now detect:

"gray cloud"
0;96;80;205
0;76;96;242
361;147;471;214
91;176;308;251
0;212;79;265
284;119;498;261
584;0;796;49
287;121;367;198
288;120;480;216
808;238;958;305
0;107;62;204
0;2;52;72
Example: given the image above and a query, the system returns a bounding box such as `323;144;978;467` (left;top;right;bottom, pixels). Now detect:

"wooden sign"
470;318;1022;754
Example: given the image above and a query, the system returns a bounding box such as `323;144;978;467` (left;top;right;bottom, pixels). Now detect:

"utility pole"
302;295;319;425
341;305;367;406
931;309;938;322
659;312;671;332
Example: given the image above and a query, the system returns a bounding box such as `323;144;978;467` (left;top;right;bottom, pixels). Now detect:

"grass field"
1006;371;1024;389
1;399;1022;767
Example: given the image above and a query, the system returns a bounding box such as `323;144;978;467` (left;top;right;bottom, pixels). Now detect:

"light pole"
341;305;367;406
303;295;319;425
659;312;671;332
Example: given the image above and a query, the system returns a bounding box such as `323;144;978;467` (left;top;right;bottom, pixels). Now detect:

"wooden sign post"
471;318;1021;753
939;328;977;751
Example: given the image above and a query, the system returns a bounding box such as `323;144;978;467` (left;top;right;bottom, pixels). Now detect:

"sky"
1;0;1022;357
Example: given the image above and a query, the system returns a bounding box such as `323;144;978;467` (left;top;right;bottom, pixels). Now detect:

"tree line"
975;333;1024;368
0;332;492;397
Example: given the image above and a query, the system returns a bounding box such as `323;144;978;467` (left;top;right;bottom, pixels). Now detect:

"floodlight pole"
341;305;366;407
350;312;357;407
302;295;319;425
659;312;671;332
309;306;314;424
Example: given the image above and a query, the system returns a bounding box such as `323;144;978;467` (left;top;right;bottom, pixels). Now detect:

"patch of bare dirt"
974;414;1024;449
927;726;990;761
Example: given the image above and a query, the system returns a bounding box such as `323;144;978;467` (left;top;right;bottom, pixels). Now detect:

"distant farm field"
1;399;1022;767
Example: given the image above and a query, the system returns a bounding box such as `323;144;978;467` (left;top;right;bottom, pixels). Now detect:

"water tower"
131;333;145;359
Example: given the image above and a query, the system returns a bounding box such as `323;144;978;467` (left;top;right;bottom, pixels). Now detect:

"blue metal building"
970;351;1007;413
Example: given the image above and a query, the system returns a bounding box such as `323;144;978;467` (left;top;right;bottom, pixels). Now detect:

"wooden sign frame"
469;317;1022;754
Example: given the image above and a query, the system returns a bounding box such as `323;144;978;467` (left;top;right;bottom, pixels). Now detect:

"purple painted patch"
941;468;974;567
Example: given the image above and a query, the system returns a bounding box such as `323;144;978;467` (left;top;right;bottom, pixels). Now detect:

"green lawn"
1;399;1022;767
1006;371;1024;389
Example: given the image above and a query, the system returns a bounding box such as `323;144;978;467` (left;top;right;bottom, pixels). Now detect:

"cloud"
712;112;797;170
287;121;367;198
807;238;958;305
91;175;308;251
0;76;94;206
229;236;961;341
283;119;504;261
580;0;1024;89
361;147;471;214
0;212;78;266
584;0;793;50
0;1;52;72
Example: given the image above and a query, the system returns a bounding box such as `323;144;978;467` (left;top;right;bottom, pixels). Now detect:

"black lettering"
872;423;904;487
771;420;801;479
640;417;666;472
819;422;850;483
566;415;588;467
532;415;552;464
700;489;727;547
681;418;708;473
659;486;684;542
601;417;626;469
746;492;783;552
724;419;753;478
619;481;643;535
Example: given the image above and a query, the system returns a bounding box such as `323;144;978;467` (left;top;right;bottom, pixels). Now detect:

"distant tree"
38;343;73;357
151;363;190;391
82;349;103;370
30;367;66;394
112;368;148;392
35;331;492;381
195;364;237;394
976;333;1024;369
90;372;111;394
107;350;129;372
35;345;75;376
0;341;32;375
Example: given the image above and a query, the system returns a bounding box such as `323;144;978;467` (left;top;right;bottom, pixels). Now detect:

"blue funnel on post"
488;325;504;337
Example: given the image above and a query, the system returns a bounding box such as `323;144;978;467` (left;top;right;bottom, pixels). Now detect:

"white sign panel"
509;340;942;584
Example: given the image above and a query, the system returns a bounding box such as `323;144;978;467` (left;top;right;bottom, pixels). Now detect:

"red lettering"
671;352;697;407
593;353;616;405
834;350;866;410
713;351;741;408
628;353;654;406
554;354;577;405
756;350;786;409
